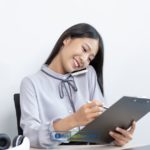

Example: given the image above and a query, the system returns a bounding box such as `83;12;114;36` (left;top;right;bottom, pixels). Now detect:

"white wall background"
0;0;150;146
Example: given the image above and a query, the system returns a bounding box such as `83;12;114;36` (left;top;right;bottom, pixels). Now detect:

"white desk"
30;143;150;150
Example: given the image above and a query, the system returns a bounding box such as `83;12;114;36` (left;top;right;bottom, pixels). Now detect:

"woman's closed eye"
82;46;87;53
82;46;94;63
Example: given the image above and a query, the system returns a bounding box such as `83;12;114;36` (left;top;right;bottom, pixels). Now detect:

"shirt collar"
41;64;71;80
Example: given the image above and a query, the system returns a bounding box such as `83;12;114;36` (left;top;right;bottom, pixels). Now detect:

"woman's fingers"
87;100;105;113
109;131;129;142
128;121;136;134
75;99;104;126
109;131;129;146
89;106;104;113
87;99;103;108
109;121;136;146
115;127;133;140
92;99;103;106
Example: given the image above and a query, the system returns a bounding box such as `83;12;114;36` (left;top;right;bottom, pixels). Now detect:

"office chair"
14;93;23;135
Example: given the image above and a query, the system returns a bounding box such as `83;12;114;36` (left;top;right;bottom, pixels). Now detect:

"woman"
20;23;135;148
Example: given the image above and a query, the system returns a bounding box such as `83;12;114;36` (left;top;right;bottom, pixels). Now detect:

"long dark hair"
45;23;104;95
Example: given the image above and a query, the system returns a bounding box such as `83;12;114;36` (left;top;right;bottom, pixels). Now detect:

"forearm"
53;113;78;131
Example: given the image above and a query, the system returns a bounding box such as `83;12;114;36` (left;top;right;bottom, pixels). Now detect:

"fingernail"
116;127;120;131
109;131;113;135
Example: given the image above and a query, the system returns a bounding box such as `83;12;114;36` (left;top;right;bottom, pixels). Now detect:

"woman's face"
59;37;99;73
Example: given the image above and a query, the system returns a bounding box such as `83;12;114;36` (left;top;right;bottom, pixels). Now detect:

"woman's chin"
67;64;81;73
68;65;77;73
65;67;74;74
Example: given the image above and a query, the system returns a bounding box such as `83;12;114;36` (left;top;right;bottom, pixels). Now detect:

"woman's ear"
63;37;71;46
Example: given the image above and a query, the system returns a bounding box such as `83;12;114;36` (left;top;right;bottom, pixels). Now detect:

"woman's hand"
109;121;136;146
73;99;104;126
53;100;104;131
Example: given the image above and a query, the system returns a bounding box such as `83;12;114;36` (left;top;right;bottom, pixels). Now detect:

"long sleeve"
20;77;60;148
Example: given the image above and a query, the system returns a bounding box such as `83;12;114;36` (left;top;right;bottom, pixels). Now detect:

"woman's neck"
48;55;65;74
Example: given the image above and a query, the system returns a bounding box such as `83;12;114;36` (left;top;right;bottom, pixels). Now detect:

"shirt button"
69;110;72;113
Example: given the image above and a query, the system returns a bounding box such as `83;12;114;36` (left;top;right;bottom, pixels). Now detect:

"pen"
102;106;108;110
87;101;108;110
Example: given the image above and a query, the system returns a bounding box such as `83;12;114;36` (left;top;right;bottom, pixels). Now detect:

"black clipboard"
69;96;150;144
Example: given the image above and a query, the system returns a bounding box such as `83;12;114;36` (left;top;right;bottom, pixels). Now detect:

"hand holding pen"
87;100;108;110
73;99;108;126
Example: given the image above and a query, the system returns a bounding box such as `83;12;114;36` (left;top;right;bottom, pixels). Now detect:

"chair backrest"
14;93;23;135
